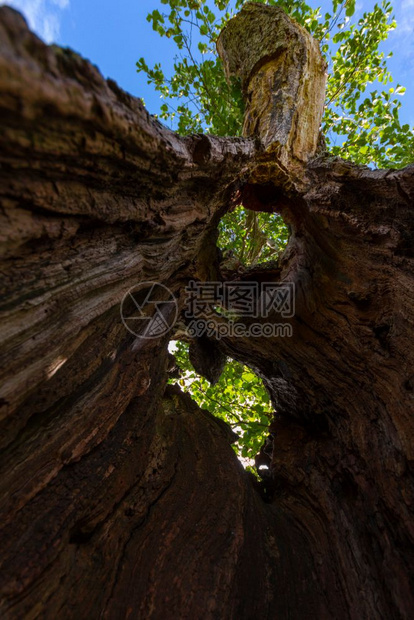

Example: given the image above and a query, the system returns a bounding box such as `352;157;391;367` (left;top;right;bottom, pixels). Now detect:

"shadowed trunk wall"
0;5;413;620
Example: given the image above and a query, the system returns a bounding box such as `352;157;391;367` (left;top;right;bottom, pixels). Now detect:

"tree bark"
0;5;413;620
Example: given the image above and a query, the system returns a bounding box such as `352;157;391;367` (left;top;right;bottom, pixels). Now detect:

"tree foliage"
170;341;273;461
138;0;413;168
218;206;290;265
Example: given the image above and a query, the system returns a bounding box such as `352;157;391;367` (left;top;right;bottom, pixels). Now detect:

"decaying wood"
0;6;255;436
217;2;327;183
216;157;414;618
0;4;414;619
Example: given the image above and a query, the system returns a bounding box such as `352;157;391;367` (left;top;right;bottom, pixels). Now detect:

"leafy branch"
170;341;273;461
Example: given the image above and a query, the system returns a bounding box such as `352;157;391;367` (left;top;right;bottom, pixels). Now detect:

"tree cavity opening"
218;183;291;267
168;339;273;472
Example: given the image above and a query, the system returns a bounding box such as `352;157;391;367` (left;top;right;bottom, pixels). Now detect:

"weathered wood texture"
217;158;414;619
0;6;255;439
217;2;327;176
1;4;414;620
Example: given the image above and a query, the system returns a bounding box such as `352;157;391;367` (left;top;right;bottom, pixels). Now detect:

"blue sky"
2;0;414;127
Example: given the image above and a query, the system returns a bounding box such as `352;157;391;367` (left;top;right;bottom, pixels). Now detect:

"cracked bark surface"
0;4;414;619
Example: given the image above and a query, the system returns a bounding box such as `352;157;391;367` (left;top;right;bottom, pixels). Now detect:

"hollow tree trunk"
0;5;413;620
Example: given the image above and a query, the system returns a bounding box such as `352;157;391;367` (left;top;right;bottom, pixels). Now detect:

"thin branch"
181;31;230;130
